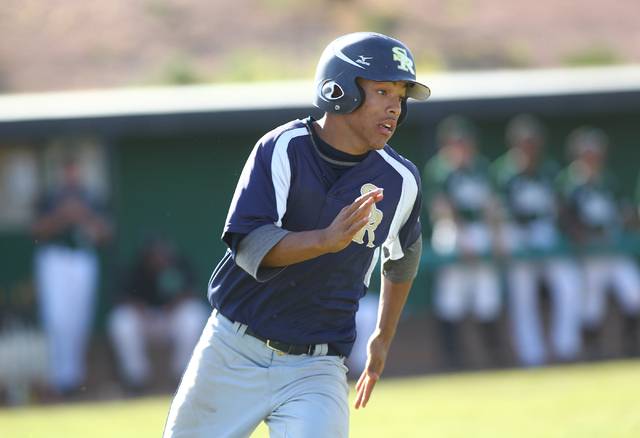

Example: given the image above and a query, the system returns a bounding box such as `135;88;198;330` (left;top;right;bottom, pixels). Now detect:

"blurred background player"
31;157;114;396
107;233;210;390
490;114;582;367
423;115;505;368
556;126;640;358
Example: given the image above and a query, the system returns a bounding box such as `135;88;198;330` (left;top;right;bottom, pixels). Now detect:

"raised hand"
322;188;384;253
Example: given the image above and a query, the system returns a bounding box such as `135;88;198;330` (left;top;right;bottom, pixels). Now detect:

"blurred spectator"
490;114;582;367
556;126;640;358
31;157;114;396
107;233;210;391
423;115;505;367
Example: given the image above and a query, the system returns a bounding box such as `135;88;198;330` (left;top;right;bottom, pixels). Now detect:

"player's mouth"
378;120;396;135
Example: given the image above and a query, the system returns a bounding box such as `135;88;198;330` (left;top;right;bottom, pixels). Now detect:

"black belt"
244;326;342;357
216;309;342;357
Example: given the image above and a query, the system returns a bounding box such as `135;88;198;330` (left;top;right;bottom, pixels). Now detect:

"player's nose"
386;96;402;115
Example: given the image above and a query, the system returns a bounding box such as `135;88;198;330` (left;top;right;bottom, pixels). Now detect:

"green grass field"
2;359;640;438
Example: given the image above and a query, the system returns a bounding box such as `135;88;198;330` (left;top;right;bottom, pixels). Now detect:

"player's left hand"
354;335;388;409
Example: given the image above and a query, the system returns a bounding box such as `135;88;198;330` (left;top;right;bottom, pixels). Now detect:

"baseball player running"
163;32;429;438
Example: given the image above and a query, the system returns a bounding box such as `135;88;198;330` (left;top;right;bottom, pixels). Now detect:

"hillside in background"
1;0;639;94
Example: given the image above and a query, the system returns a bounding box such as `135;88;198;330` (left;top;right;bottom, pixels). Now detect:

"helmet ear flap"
316;76;365;114
320;81;345;101
354;80;366;112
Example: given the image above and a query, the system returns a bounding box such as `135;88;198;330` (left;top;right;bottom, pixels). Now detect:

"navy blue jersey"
208;119;422;357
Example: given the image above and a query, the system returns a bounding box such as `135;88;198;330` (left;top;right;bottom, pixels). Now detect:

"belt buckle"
266;340;289;356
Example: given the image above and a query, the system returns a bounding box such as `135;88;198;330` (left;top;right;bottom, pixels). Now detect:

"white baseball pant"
163;310;350;438
432;221;502;322
507;257;582;367
434;261;502;322
107;298;210;387
34;244;99;393
581;254;640;328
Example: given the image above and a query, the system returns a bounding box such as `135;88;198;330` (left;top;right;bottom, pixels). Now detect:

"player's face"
518;138;543;169
582;150;605;173
343;78;407;154
444;137;476;169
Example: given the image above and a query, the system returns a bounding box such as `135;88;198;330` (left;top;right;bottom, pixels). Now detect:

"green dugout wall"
2;66;640;328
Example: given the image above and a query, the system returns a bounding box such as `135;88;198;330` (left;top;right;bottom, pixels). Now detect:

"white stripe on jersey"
363;247;380;288
271;127;308;227
375;149;419;260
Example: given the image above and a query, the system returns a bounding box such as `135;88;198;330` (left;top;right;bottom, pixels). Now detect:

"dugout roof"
1;64;640;139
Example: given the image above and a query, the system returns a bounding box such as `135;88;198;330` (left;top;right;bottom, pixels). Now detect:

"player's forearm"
81;218;114;244
260;229;335;267
373;277;413;348
31;213;72;241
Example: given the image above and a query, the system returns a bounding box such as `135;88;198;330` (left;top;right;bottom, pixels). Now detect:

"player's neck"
314;115;371;156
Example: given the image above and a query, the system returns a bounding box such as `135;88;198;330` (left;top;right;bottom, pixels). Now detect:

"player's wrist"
370;328;395;350
315;228;343;254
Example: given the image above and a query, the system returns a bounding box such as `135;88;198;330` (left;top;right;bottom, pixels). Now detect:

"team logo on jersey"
352;183;384;248
392;47;415;75
356;55;373;66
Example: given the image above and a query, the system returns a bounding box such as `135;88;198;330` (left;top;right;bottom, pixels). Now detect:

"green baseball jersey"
489;153;560;224
422;152;492;223
555;164;622;235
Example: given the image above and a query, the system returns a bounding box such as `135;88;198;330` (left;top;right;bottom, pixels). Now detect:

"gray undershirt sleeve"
235;224;291;282
381;234;423;284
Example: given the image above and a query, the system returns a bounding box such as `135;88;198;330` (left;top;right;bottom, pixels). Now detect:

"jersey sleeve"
221;130;293;249
234;224;290;282
381;158;423;262
379;160;423;283
382;233;422;283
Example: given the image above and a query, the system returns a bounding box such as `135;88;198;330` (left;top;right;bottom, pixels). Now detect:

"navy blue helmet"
313;32;430;125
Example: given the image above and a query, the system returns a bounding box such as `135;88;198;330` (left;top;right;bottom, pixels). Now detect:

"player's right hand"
323;188;383;253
